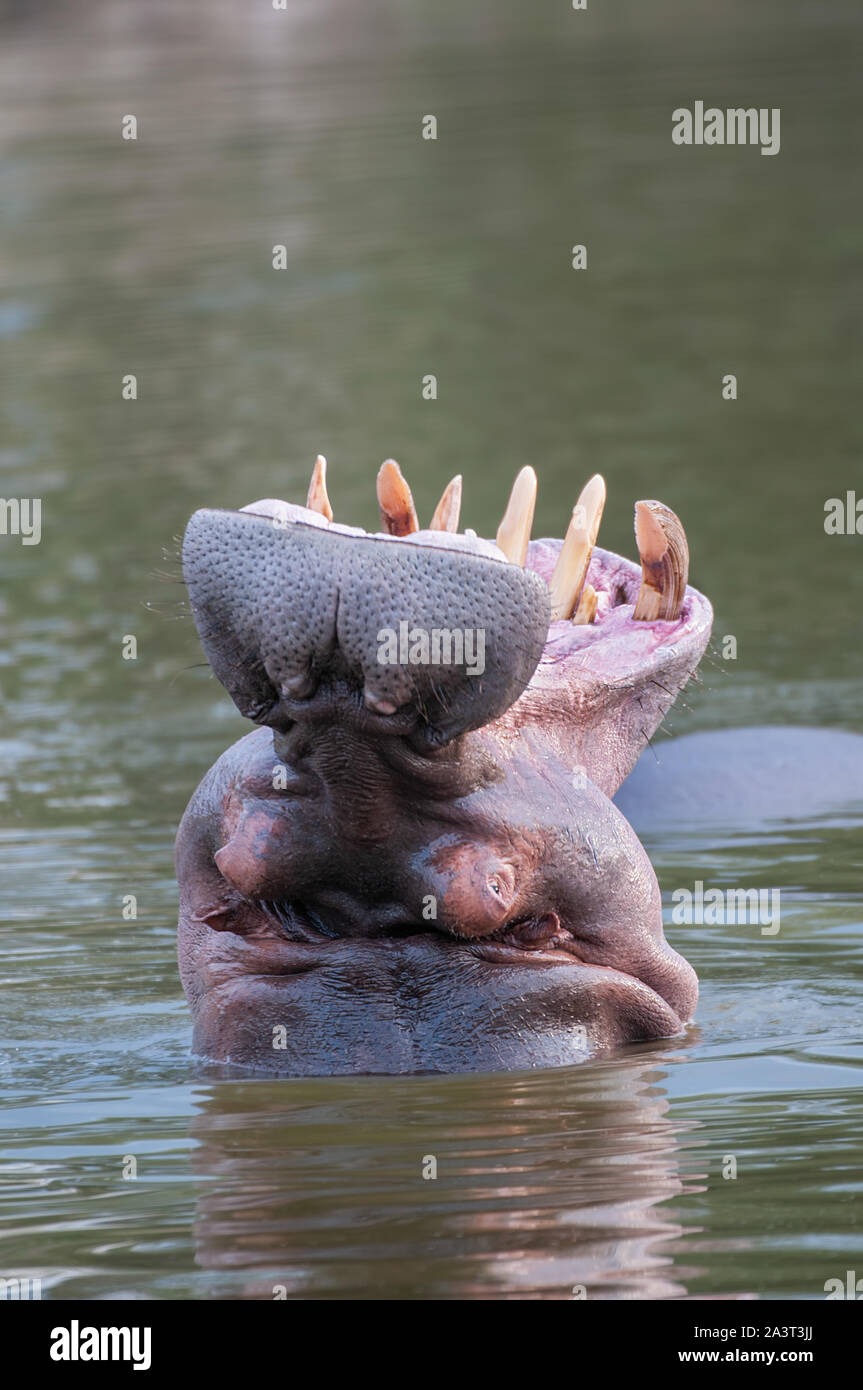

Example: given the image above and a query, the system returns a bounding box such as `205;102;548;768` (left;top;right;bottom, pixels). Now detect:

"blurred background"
0;0;861;1300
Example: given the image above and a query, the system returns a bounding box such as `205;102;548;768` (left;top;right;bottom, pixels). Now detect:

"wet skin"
616;727;863;831
176;488;713;1074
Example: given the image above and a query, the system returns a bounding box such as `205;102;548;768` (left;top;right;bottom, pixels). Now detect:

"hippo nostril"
245;693;278;721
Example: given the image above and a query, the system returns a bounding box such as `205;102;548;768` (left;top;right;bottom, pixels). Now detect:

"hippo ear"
182;508;551;744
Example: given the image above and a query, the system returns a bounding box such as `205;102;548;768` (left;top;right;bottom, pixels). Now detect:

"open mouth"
183;455;712;790
240;457;695;644
216;456;710;734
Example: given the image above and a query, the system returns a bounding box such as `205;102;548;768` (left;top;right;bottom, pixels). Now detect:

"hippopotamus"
176;456;714;1074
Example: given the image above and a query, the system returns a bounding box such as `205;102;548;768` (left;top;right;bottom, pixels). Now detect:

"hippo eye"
489;880;501;895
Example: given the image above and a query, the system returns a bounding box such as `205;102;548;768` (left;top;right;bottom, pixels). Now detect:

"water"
1;0;861;1299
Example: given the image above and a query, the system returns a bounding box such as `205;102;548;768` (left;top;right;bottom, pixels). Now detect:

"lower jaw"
185;930;686;1076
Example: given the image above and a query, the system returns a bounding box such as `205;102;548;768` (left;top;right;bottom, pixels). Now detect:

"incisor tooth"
496;466;537;565
429;475;462;532
306;454;333;522
549;474;606;621
633;500;689;621
377;459;419;536
573;583;598;625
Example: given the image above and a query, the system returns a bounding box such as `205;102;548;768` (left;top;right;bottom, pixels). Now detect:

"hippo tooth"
572;582;598;625
429;475;463;533
548;473;606;620
632;500;689;621
377;459;419;536
495;466;537;565
306;454;333;522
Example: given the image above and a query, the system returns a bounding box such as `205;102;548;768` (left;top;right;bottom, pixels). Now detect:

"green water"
1;0;861;1299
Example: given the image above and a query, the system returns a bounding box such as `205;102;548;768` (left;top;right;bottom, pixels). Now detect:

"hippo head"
176;458;712;1074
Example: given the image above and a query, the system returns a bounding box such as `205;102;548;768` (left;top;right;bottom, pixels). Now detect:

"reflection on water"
190;1060;698;1301
1;0;862;1299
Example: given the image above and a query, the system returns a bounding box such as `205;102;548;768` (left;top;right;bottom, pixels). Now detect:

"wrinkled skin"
176;500;714;1074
